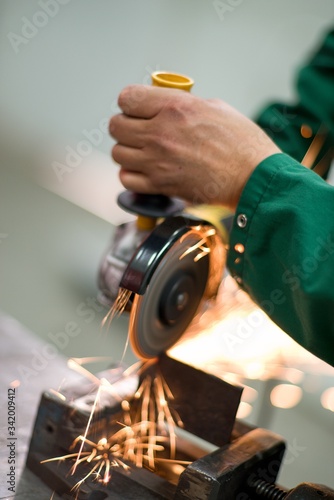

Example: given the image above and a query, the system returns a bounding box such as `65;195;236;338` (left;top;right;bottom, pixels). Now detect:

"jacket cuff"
226;153;299;287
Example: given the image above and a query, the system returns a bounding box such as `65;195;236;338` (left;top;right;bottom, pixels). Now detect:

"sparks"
179;226;217;262
67;358;102;384
41;363;185;494
101;288;132;328
42;434;131;489
72;384;102;474
100;287;133;363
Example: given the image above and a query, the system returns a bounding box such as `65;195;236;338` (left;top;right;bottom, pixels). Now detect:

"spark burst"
179;226;216;262
41;362;188;494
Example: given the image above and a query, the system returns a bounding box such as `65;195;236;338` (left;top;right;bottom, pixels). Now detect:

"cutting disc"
129;228;223;359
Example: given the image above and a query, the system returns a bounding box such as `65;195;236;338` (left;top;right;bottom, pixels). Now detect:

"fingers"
118;84;184;119
112;144;147;171
119;168;157;194
109;114;147;148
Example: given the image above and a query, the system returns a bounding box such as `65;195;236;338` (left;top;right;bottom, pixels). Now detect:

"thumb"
118;84;184;119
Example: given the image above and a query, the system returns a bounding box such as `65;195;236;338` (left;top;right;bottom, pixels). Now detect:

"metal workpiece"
146;354;243;447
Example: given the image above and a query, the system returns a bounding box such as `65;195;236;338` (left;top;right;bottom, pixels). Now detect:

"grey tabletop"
0;312;73;499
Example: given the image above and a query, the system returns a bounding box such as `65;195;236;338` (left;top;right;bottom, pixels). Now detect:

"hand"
110;85;280;210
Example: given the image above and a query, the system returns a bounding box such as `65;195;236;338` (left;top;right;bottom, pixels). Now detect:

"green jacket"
227;30;334;365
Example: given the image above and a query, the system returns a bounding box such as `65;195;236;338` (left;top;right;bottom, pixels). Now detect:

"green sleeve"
227;153;334;366
255;29;334;174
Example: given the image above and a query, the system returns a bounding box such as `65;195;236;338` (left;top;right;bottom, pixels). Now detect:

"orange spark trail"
72;384;102;474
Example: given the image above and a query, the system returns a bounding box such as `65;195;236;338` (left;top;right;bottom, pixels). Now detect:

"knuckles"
161;93;194;122
144;95;196;152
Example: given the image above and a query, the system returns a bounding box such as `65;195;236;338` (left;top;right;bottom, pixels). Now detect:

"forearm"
227;153;334;366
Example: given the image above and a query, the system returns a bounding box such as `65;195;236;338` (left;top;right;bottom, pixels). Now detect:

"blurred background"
0;0;333;491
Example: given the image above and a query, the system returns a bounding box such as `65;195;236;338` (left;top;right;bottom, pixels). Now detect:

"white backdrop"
1;0;333;149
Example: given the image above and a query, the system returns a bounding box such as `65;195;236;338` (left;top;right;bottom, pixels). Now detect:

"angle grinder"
98;72;231;360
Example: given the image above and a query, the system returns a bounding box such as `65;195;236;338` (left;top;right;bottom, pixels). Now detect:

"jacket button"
237;214;248;228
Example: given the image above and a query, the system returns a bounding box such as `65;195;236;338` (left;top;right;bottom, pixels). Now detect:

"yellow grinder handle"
135;72;194;231
151;71;194;92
